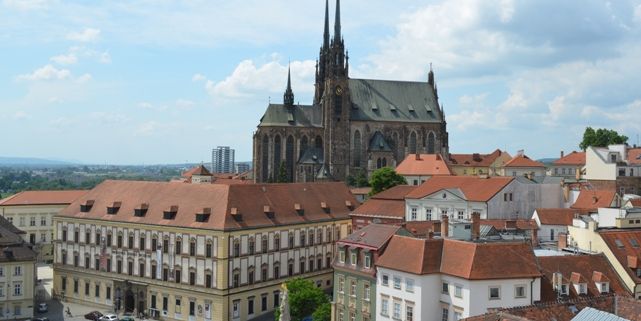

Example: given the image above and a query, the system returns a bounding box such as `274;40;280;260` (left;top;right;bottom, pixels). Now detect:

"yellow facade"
0;255;36;320
53;216;351;321
449;153;512;177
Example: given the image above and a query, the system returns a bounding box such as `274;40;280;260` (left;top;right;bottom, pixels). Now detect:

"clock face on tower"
335;85;343;96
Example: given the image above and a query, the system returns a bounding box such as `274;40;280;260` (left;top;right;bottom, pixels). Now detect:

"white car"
37;303;48;313
99;314;118;321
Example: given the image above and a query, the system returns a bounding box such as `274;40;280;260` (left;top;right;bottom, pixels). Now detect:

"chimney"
427;229;434;240
557;233;567;250
441;215;449;237
472;153;481;162
415;153;421;160
471;212;481;240
560;150;564;158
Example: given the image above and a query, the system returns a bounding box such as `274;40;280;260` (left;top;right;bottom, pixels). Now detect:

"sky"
2;0;641;165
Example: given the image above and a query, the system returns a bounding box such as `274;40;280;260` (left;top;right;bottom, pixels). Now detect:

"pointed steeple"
334;0;341;42
428;62;435;87
323;0;330;49
283;64;294;107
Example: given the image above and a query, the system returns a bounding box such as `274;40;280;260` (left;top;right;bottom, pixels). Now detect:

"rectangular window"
442;282;449;294
455;285;462;298
393;301;401;319
350;280;356;296
457;210;464;220
95;284;100;297
189;301;195;316
350;252;357;266
248;297;254;315
410;207;417;220
139;263;145;277
206;274;212;288
73;280;78;293
338;277;344;293
189;272;195;285
442;308;449;321
14;266;21;276
382;274;389;286
339;250;345;263
381;297;389;316
41;217;47;226
515;285;526;298
140;236;146;250
175;240;182;254
162;297;168;311
61;277;66;291
85;282;90;296
406;305;414;321
425;208;432;221
14;306;21;316
364;254;371;269
364;283;370;300
406;278;414;292
232;300;239;318
175;298;181;314
273;291;280;308
14;283;21;296
489;286;501;300
128;235;134;248
206;243;212;258
190;242;196;256
106;286;111;300
393;276;401;289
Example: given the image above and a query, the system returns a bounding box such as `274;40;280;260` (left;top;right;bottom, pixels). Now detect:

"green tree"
276;162;289;183
579;127;628;150
311;302;331;321
274;278;330;321
346;168;369;187
369;167;406;196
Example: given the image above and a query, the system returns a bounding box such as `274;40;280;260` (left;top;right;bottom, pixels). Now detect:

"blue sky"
2;0;641;164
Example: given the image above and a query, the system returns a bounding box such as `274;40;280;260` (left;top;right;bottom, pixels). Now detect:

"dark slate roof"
298;147;324;164
258;104;322;127
0;216;35;262
368;131;393;152
348;78;443;123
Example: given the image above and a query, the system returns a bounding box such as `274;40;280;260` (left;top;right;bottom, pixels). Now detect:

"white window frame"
393;276;401;290
514;284;526;298
489;286;500;300
406;278;414;293
382;274;389;287
454;284;462;298
410;207;417;220
381;297;389;316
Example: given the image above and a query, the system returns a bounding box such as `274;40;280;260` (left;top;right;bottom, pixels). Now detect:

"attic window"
196;207;211;222
615;239;625;248
389;104;397;112
107;202;121;215
134;203;149;217
371;103;378;111
163;205;178;220
287;112;294;122
80;200;94;212
321;202;330;213
230;207;242;221
425;104;432;112
263;205;274;219
631;239;640;248
345;200;354;210
294;203;304;216
408;104;415;112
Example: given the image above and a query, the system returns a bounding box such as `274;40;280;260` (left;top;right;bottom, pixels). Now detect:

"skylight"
615;239;624;248
630;238;640;248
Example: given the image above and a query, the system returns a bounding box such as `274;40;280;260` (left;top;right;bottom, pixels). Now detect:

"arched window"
382;158;387;167
273;135;282;179
261;235;268;253
248;237;255;255
376;158;382;169
427;132;435;154
273;234;280;251
261;135;269;182
353;130;362;167
392;132;400;161
309;230;315;246
300;136;309;158
409;131;417;154
233;239;240;257
286;135;295;182
315;136;323;150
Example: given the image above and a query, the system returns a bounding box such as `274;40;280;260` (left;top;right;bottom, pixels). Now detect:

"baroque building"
253;0;449;183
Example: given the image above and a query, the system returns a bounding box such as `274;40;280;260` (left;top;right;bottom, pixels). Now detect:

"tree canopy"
579;127;628;150
346;168;369;187
274;278;330;321
369;167;407;196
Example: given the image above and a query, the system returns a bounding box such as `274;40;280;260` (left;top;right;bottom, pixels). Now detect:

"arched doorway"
125;289;135;312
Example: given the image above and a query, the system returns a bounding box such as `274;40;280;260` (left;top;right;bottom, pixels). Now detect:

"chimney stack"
427;229;434;240
560;150;564;158
471;212;481;240
441;214;449;237
415;153;421;161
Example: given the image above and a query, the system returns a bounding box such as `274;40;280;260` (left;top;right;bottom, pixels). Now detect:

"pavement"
34;264;121;321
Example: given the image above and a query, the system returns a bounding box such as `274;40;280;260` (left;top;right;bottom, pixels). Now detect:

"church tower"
319;0;350;181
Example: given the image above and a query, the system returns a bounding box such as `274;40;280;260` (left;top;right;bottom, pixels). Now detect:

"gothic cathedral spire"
323;0;330;50
284;64;294;107
334;0;341;42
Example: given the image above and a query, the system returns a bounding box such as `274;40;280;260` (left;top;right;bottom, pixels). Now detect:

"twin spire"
322;0;342;48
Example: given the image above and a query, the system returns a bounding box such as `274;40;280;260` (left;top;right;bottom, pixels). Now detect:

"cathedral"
252;0;449;183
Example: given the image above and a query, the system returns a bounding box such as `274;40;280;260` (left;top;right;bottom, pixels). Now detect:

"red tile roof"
58;180;357;231
350;187;372;195
338;224;403;249
448;149;509;167
628;148;641;165
599;229;641;283
182;164;213;177
0;190;87;206
504;154;546;168
482;219;538;230
534;208;578;225
629;198;641;208
377;236;541;280
571;189;617;211
553;151;586;166
395;153;452;176
406;176;514;201
372;185;417;200
351;185;417;219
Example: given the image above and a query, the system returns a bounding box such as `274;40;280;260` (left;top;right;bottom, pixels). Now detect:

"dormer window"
321;202;330;213
163;205;178;220
294;203;304;216
196;208;211;222
107;202;121;214
364;253;371;269
339;248;345;263
80;200;94;212
350;250;357;266
263;205;274;219
345;201;354;210
230;207;242;222
560;284;569;295
134;203;149;217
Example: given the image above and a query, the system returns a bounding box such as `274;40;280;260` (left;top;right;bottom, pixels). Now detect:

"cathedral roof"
298;147;324;165
258;103;321;128
348;78;443;123
368;131;393;152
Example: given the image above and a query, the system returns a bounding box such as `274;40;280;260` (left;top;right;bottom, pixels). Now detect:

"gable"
421;188;467;202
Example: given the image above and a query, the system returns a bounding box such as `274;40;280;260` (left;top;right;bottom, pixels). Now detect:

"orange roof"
599;229;641;283
182;164;213;178
377;236;541;279
406;176;513;201
395;154;452;176
0;190;87;206
448;149;508;167
553;151;586;166
350;187;372;195
629;198;641;207
372;185;417;200
351;185;417;219
538;254;629;301
58;180;357;231
628;148;641;165
504;154;545;168
534;208;578;225
571;189;617;211
482;219;538;230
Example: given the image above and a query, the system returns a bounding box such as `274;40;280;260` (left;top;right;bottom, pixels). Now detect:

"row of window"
441;281;526;300
381;273;414;293
231;256;332;288
337;277;371;299
0;283;22;296
337;248;372;269
7;215;50;228
61;229;215;258
0;266;22;277
0;304;22;317
232;291;281;318
231;227;338;258
380;296;413;321
407;206;484;221
553;167;577;175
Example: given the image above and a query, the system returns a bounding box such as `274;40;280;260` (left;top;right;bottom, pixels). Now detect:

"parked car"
121;316;135;321
99;314;119;321
84;311;103;321
33;318;49;321
37;303;48;313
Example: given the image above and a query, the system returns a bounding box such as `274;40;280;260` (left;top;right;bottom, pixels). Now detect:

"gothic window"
274;135;282;178
261;135;269;182
427;132;435;154
382;158;387;167
409;131;417;154
376;158;382;169
315;135;323;150
300;136;309;158
334;93;342;116
286;135;295;182
353;130;361;167
392;132;400;162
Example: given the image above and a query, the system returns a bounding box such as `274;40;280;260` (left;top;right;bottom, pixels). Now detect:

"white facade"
502;167;547;178
376;266;540;320
531;211;568;243
585;145;641;181
405;179;563;221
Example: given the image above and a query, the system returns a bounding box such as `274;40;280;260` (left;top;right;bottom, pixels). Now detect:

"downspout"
530;277;536;305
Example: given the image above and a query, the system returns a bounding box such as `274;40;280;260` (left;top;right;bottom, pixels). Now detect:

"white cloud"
99;51;111;63
175;99;194;109
192;74;206;82
12;111;30;120
50;53;77;65
138;102;153;109
17;64;71;81
66;28;101;42
2;0;49;10
635;4;641;23
76;73;92;83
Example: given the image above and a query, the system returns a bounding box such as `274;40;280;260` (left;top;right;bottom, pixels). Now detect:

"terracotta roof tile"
0;190;87;206
628;148;641;165
372;185;417;200
629;199;641;207
338;224;402;249
593;271;610;283
350;187;372;195
448;149;508;167
571;189;617;211
553;151;586;166
504;154;545;168
182;164;213;177
534;208;578;225
570;272;587;284
395;153;453;176
406;176;513;201
58;180;356;231
350;198;405;219
599;229;641;283
376;235;442;274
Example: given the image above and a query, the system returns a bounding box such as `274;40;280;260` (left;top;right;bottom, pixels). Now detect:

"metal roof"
571;307;629;321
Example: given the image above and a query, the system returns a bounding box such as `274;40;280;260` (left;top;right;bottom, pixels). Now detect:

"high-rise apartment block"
211;146;235;173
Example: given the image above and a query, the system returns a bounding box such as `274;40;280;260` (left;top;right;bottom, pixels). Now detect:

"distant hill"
537;158;558;165
0;157;76;166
